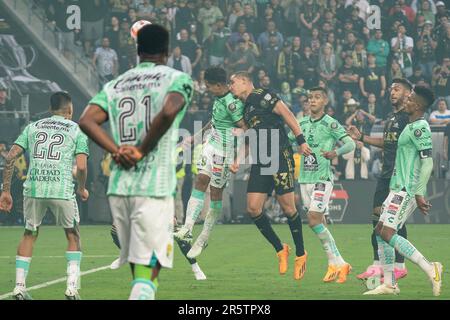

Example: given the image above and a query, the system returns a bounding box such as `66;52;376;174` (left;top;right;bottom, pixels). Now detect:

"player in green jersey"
291;87;355;284
79;24;194;300
364;86;443;296
0;92;89;300
174;66;247;259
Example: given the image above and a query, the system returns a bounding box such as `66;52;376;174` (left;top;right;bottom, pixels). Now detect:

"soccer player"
174;66;247;259
364;86;443;296
0;92;89;300
79;24;193;300
348;79;412;282
294;87;355;283
229;72;311;281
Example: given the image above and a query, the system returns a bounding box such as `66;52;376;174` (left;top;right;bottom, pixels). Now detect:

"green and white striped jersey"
89;62;193;197
15;115;89;200
390;119;432;195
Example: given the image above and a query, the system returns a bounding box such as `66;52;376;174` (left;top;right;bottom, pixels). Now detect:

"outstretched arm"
0;145;24;212
347;125;384;148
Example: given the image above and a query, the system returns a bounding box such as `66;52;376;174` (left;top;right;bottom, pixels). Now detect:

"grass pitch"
0;224;448;300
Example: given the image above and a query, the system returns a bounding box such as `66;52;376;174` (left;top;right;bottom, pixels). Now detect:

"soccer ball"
130;20;152;40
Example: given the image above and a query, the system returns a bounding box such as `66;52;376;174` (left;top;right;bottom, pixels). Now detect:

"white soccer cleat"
187;237;208;259
174;226;192;243
429;262;443;297
12;286;32;300
194;269;207;281
110;258;121;270
363;283;400;295
65;287;81;300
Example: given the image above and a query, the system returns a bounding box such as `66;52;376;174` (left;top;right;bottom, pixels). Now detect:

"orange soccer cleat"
336;263;352;284
294;251;308;280
323;265;339;282
277;244;290;275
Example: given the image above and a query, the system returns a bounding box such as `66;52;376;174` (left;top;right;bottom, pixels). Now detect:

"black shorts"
247;148;295;196
372;178;391;208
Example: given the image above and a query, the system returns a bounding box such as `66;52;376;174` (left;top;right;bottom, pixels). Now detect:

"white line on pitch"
0;264;111;300
0;255;116;259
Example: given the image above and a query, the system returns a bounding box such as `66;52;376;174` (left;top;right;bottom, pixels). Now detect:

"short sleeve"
261;90;280;111
14;124;30;151
410;122;432;152
227;99;245;123
89;90;109;113
329;120;348;141
75;130;89;156
167;72;194;109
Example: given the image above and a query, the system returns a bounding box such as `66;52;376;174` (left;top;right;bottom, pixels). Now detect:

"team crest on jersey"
261;100;267;108
330;122;338;129
264;94;272;101
414;129;422;138
228;103;237;112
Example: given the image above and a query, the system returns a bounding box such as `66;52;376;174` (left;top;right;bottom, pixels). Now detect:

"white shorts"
379;191;417;230
23;197;80;231
300;182;333;214
109;196;174;269
197;143;232;189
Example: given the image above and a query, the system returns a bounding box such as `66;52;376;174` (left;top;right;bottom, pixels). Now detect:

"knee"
65;228;80;242
380;228;395;243
307;212;322;228
280;203;296;216
373;207;382;217
210;187;223;202
195;174;210;191
247;205;262;217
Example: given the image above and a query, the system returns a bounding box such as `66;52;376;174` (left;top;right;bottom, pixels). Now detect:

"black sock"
371;219;379;261
287;212;305;256
252;213;283;252
395;224;407;264
111;225;121;249
175;238;197;265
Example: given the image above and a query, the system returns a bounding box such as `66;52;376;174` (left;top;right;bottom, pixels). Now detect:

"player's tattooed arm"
139;92;186;156
0;145;23;213
79;105;136;169
273;100;312;155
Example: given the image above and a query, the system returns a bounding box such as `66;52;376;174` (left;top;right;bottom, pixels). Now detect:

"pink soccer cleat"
357;265;383;280
394;268;408;280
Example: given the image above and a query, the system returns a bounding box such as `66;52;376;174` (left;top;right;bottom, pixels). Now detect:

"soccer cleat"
323;265;339;282
428;262;443;297
394;267;408;280
293;251;307;280
357;265;383;280
187;237;208;259
276;244;290;275
12;287;32;300
110;257;121;270
194;269;207;281
174;226;193;243
65;287;81;300
363;283;400;295
336;263;352;283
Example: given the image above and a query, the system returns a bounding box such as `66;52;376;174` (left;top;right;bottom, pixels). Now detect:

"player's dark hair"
414;86;435;110
204;66;227;85
309;87;328;97
50;91;72;111
232;71;253;82
392;78;413;91
137;24;169;56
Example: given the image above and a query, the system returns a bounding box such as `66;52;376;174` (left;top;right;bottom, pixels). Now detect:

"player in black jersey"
229;71;312;282
348;78;412;284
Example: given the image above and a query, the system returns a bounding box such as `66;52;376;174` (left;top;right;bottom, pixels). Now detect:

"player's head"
137;24;170;63
390;78;412;108
229;71;254;100
204;66;228;97
405;86;435;115
50;91;73;119
308;87;329;114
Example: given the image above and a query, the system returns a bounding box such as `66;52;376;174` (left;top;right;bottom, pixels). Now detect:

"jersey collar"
51;115;65;120
136;62;156;69
217;91;230;99
310;113;326;123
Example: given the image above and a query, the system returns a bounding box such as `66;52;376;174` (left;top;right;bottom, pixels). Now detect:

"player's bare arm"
79;104;137;169
273;100;312;156
347;125;384;148
139;92;186;156
0;144;24;212
415;156;434;215
75;153;89;202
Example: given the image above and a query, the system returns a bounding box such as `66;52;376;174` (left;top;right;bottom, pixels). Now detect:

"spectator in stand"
279;82;293;108
194;70;207;95
0;87;14;117
235;4;258;36
242;32;260;58
198;0;223;40
436;1;450;21
359;53;387;103
167;46;192;76
136;0;154;20
348;6;365;32
106;16;121;55
260;74;272;90
276;41;301;86
118;18;137;73
343;141;371;180
229;22;251;50
352;40;368;69
318;43;337;88
92;37;118;87
391;24;414;77
228;1;244;31
174;0;196;33
337;55;360;99
176;29;202;76
416;20;437;80
342;31;358;58
432;57;450;106
436;24;450;64
298;0;321;40
80;0;108;57
292;78;308;101
109;0;130;19
261;33;281;81
444;122;450;178
367;29;390;68
429;99;450;125
415;0;436;26
228;39;256;74
128;7;139;25
388;59;404;83
366;93;383;120
257;20;284;51
299;46;317;89
409;65;427;84
345;107;376;136
206;18;231;66
47;0;77;60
